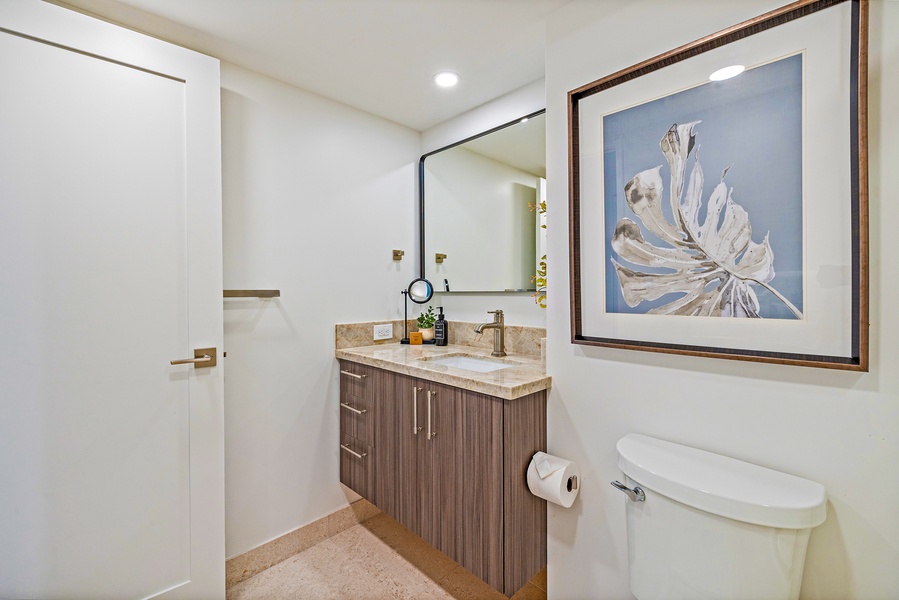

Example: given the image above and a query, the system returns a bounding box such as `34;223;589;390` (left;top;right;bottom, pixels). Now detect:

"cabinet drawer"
339;360;374;403
340;393;374;446
339;433;374;501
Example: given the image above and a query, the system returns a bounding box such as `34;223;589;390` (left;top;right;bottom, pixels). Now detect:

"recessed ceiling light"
433;72;459;87
709;65;745;81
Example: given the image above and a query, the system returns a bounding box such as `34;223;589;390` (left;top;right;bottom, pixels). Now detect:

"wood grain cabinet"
338;361;378;502
338;359;547;597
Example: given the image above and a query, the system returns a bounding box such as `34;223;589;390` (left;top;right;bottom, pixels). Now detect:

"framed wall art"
568;0;868;370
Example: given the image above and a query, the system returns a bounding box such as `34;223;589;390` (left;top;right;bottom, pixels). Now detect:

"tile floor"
227;512;547;600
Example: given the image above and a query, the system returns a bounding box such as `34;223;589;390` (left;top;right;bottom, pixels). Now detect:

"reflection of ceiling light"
709;65;745;81
433;72;459;87
520;118;529;123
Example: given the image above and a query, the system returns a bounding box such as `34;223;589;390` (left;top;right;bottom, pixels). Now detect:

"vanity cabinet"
338;359;546;596
338;361;380;501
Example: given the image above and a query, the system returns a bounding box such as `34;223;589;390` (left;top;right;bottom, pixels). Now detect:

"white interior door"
0;3;224;598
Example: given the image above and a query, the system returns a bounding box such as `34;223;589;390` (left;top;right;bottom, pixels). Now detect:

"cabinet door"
460;390;505;592
418;380;463;563
373;370;405;525
379;372;422;535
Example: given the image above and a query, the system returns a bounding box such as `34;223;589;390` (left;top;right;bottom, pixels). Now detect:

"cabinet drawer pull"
340;402;367;415
340;369;367;380
340;444;367;459
413;387;422;435
427;390;436;440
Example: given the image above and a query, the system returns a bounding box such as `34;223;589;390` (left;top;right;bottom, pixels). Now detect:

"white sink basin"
423;355;514;373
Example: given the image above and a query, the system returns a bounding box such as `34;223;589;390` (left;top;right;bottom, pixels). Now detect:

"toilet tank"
616;434;826;600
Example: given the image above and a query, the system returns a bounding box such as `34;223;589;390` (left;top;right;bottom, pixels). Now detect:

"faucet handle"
488;309;503;315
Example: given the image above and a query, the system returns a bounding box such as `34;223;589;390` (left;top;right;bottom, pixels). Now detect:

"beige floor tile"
328;499;382;535
227;539;390;600
529;567;547;592
436;565;507;600
510;582;548;600
226;516;331;588
228;511;540;600
330;524;453;600
360;513;458;583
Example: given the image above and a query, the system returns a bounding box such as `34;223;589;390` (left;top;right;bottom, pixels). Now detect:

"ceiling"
461;113;546;178
56;0;569;131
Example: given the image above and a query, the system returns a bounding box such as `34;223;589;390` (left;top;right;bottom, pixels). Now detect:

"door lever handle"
170;347;217;368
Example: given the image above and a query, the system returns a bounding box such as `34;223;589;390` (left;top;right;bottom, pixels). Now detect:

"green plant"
416;306;437;329
529;199;547;309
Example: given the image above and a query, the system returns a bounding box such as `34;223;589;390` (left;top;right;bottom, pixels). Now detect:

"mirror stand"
400;278;434;344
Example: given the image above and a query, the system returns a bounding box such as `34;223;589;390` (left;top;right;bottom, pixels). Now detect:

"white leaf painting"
611;122;802;319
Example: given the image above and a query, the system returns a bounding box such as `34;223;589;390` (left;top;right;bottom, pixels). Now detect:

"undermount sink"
419;354;516;373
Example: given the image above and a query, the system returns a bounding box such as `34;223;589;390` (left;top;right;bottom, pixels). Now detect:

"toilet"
614;434;827;600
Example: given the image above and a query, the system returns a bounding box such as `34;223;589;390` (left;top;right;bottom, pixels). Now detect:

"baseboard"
225;498;381;588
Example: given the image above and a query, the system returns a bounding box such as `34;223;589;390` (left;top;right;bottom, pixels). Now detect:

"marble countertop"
336;343;550;400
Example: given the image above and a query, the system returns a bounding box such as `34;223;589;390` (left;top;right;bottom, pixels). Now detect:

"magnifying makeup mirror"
401;277;434;344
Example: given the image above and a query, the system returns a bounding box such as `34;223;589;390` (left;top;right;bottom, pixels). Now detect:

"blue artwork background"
602;54;803;319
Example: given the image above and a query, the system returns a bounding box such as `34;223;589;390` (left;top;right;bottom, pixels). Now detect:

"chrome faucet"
474;310;506;357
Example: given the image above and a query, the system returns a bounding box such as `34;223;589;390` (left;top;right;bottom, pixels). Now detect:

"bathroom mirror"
420;111;546;293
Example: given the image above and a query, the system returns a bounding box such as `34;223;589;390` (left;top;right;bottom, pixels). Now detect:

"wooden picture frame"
568;0;868;370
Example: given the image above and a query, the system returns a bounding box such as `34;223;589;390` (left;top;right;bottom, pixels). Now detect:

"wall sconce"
393;249;404;261
435;253;447;264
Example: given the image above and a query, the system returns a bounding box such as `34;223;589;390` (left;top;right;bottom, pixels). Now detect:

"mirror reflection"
421;111;546;293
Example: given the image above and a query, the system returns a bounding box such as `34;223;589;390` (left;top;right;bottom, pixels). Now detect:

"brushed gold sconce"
435;253;447;264
393;249;404;260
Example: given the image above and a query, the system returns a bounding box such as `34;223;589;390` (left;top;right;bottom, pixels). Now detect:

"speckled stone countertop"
336;343;551;400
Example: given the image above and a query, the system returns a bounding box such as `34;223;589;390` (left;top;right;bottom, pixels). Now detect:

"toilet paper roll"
527;452;580;508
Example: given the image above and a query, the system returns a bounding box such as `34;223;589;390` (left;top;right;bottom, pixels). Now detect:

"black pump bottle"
435;307;448;346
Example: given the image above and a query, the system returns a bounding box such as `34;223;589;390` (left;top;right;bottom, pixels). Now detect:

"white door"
0;2;224;598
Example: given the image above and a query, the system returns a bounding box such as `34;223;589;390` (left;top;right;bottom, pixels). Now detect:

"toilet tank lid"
616;434;826;529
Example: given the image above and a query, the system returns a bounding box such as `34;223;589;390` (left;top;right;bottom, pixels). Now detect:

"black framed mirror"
419;110;546;293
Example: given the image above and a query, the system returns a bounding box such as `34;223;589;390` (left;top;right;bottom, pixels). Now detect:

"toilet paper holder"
567;475;578;492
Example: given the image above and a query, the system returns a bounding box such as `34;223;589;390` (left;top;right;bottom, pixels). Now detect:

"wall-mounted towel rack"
223;289;280;298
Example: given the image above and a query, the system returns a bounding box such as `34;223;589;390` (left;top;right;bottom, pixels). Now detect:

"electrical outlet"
373;323;393;341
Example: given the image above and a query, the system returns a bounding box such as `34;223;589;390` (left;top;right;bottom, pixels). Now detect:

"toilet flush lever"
611;480;645;502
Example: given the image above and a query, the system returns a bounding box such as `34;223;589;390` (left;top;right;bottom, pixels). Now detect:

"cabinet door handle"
412;387;422;435
340;369;367;380
427;390;436;440
340;444;367;460
340;402;366;415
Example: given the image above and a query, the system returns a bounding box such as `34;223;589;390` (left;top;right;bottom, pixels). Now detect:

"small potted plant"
416;306;437;341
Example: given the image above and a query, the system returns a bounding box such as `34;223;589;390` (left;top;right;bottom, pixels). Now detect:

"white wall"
220;63;420;557
544;1;898;599
422;79;548;327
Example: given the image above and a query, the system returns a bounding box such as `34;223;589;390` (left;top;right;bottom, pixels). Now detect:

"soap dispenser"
435;306;448;346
